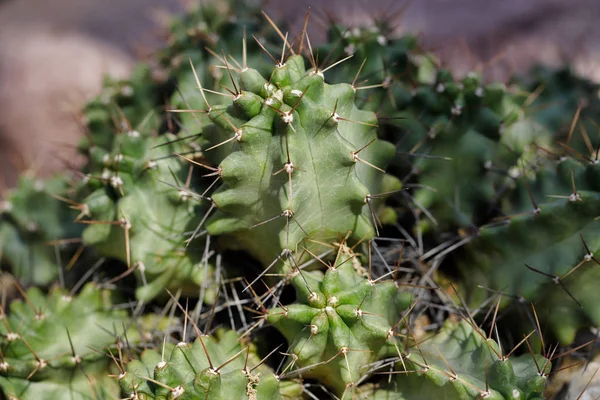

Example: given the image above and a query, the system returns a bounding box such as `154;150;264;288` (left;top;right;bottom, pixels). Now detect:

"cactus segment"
196;53;400;266
366;319;549;400
0;283;153;400
460;156;600;344
267;243;413;394
0;174;83;285
119;328;303;399
76;131;217;302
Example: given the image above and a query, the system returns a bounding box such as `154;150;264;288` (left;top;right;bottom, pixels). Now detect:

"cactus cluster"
120;328;303;399
267;242;413;394
0;282;156;399
4;1;600;399
366;319;550;400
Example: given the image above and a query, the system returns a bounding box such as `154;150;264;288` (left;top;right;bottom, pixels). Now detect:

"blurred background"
1;0;599;189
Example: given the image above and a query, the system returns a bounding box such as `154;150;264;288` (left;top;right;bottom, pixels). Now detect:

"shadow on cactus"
458;144;600;345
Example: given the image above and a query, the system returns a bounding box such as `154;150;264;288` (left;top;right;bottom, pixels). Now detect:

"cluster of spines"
118;305;303;400
0;282;148;399
266;241;413;395
6;3;600;399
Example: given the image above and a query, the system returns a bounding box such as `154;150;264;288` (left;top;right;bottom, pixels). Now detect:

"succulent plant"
267;242;413;395
183;43;401;270
317;22;557;232
364;318;550;400
4;3;594;399
512;64;600;154
75;130;219;303
0;174;83;286
119;328;303;399
459;150;600;345
0;282;156;400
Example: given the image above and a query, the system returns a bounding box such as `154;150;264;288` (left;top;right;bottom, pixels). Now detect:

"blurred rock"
0;25;131;190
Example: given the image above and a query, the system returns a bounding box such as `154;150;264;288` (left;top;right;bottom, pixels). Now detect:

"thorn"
566;100;584;145
221;50;240;97
204;111;243;151
253;35;280;67
320;54;354;76
188;58;211;112
352;138;385;173
524;264;582;308
297;8;311;56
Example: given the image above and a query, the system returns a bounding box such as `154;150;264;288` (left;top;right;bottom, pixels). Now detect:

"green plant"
0;174;82;286
75;130;219;303
120;328;303;399
4;4;590;400
458;151;600;345
189;46;400;269
364;318;550;400
0;282;161;399
267;242;413;395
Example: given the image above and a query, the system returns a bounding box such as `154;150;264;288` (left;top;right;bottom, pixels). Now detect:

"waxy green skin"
512;65;600;154
0;174;83;285
366;320;549;400
267;248;413;395
119;329;302;400
0;283;147;400
197;54;400;266
461;157;600;344
318;24;554;231
77;131;216;303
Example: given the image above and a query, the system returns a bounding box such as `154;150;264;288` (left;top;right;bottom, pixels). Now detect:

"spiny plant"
317;22;554;232
0;174;83;286
177;24;401;273
119;325;303;399
81;0;276;151
512;64;600;154
458;140;600;345
163;0;283;119
73;128;219;303
71;0;293;303
2;2;592;399
363;318;550;400
0;281;160;400
266;241;413;395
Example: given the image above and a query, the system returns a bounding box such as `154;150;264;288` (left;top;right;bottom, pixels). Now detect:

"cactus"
75;130;218;303
267;242;413;395
512;64;600;154
119;328;303;399
458;150;600;344
364;318;550;400
0;174;83;286
6;4;597;399
317;23;556;231
0;282;157;400
185;42;401;268
73;0;291;303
